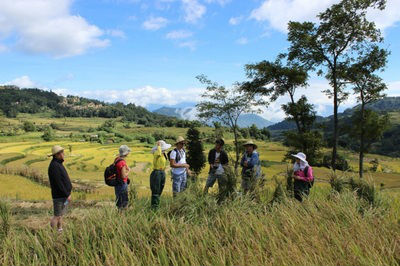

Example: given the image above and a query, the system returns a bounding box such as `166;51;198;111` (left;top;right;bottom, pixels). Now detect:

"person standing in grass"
204;139;229;194
169;136;191;197
48;145;72;232
240;140;261;194
150;140;171;208
114;145;131;209
291;152;314;202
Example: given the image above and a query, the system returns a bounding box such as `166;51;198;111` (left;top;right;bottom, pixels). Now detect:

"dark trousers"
294;180;310;202
150;170;166;208
115;182;129;209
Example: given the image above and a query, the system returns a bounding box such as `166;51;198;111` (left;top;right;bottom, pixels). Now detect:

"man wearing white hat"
169;136;191;196
150;140;171;208
48;145;72;232
291;152;314;202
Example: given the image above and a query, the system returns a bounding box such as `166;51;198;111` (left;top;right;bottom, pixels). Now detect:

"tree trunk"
331;63;339;171
359;101;365;179
289;93;302;133
233;127;240;174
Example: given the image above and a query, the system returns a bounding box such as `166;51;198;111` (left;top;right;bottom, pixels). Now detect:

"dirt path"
131;162;147;174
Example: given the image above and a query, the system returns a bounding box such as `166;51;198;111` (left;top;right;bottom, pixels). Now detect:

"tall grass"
0;184;398;266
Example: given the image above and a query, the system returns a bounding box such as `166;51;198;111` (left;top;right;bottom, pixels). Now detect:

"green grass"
0;185;399;266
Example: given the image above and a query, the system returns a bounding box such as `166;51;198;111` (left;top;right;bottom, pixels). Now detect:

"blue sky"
1;0;400;122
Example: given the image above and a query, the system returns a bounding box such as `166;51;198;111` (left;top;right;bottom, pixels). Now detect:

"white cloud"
0;0;109;58
182;0;206;23
236;37;248;45
204;0;231;6
387;81;400;96
166;30;193;39
229;16;243;25
142;16;169;30
105;29;126;38
178;40;197;50
250;0;400;33
0;44;7;53
3;76;37;88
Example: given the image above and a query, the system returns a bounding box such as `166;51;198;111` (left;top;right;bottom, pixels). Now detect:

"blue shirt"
240;151;260;174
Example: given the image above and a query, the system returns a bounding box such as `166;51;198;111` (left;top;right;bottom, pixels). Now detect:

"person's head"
119;145;131;158
49;145;65;160
291;152;307;165
243;140;257;154
215;139;225;151
175;136;186;150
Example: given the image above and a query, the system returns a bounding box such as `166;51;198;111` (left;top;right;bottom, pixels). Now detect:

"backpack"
304;166;314;188
104;158;123;187
167;148;185;163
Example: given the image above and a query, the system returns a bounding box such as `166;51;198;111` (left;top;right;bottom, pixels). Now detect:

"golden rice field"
1;114;400;201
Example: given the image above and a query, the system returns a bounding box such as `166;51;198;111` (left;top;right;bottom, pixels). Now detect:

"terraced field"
1;115;399;201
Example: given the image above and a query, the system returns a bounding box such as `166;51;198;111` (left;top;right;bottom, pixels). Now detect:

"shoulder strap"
303;166;309;177
114;158;124;166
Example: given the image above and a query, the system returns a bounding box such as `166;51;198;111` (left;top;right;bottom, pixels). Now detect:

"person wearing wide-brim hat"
204;138;229;194
240;140;261;194
169;136;191;196
291;152;314;202
47;145;72;232
113;145;132;209
150;140;172;208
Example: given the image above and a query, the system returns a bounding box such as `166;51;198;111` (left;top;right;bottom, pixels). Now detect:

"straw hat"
243;140;257;149
151;140;172;153
119;145;131;156
291;152;307;163
175;136;186;145
48;145;64;157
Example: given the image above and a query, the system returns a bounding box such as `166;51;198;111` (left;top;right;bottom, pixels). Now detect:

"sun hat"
151;140;172;153
48;145;64;157
119;145;131;157
215;138;225;146
175;136;186;145
291;152;307;163
243;140;257;149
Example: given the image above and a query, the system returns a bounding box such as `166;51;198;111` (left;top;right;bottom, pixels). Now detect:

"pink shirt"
294;167;314;182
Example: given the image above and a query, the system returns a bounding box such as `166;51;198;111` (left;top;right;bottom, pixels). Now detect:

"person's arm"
50;163;71;198
221;151;229;165
121;162;130;179
169;151;188;168
208;150;213;165
154;142;162;157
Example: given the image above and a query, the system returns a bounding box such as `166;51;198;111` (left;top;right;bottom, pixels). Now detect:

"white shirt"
214;152;224;175
170;149;187;175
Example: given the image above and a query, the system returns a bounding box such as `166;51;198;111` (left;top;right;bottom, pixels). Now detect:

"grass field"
0;114;400;266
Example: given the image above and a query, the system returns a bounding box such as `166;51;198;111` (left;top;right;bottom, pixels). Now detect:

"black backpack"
167;148;185;162
104;158;123;187
304;166;314;188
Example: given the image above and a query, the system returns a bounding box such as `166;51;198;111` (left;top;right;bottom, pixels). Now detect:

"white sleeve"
170;150;177;160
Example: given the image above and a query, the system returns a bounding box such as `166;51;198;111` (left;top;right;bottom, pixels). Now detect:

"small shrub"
22;121;36;132
322;153;350;171
41;126;55;141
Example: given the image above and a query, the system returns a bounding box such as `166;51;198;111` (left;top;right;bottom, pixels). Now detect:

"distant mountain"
342;96;400;115
153;107;274;128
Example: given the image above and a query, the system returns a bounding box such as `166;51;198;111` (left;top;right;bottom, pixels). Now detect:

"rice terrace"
1;0;400;265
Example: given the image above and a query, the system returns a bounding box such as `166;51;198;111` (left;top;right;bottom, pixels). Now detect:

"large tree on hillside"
286;0;386;170
242;57;309;133
196;75;266;171
342;45;389;178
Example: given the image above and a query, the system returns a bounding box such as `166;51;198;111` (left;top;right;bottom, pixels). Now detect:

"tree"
42;126;55;142
282;96;323;165
196;75;266;171
23;121;36;132
186;127;206;178
349;110;390;177
286;0;386;170
342;45;389;178
243;57;308;133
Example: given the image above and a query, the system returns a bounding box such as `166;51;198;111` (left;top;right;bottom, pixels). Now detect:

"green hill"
0;86;194;128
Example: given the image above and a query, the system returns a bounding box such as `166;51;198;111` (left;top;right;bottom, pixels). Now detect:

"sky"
1;0;400;122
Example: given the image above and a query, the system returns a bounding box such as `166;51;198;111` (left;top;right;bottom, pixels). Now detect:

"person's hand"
293;175;300;180
67;195;71;202
215;158;220;164
184;163;190;168
244;161;248;167
187;169;192;176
